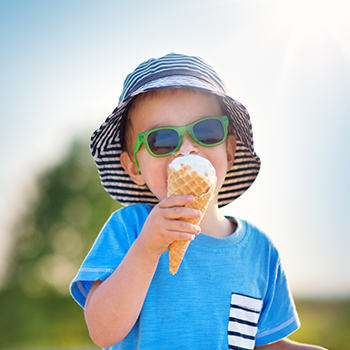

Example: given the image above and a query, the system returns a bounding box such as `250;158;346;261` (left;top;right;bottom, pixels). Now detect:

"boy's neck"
200;201;237;238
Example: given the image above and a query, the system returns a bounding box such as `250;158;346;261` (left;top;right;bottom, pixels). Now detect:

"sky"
0;0;349;299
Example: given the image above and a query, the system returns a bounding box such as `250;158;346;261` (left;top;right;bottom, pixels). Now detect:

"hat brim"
90;75;261;207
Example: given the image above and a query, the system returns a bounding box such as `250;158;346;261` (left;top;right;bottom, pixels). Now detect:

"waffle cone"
167;164;216;274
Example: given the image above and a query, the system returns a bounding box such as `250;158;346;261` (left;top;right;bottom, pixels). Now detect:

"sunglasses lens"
193;119;224;145
148;129;179;155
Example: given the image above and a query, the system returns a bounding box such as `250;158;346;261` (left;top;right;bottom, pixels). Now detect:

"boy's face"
120;88;236;202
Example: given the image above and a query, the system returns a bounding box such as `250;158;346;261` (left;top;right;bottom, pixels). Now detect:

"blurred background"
0;0;349;349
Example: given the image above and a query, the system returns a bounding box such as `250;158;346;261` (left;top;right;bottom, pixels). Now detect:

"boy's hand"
137;195;201;256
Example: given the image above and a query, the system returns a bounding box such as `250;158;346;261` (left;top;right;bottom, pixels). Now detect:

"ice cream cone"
167;155;217;274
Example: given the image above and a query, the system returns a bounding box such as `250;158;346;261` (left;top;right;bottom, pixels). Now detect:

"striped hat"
90;53;261;207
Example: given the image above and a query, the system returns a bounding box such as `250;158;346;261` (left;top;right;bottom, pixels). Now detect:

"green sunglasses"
133;115;229;173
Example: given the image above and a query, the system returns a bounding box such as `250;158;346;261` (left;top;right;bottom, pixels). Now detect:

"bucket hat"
90;53;261;207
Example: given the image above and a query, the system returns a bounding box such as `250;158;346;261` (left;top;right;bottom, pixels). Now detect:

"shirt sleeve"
255;254;301;346
69;204;151;308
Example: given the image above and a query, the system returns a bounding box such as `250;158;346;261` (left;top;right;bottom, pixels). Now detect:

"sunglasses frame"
133;115;229;173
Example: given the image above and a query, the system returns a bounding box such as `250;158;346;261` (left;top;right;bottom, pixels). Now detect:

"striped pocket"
228;293;262;350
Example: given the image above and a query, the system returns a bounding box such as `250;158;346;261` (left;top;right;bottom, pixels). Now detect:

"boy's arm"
84;195;201;348
256;338;327;350
84;237;160;347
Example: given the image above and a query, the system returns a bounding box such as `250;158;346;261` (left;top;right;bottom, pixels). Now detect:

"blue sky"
1;0;349;298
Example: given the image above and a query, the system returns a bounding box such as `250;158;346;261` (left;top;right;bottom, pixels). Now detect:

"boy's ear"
226;134;237;171
120;151;146;185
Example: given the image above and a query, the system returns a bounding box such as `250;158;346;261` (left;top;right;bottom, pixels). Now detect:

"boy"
70;53;326;349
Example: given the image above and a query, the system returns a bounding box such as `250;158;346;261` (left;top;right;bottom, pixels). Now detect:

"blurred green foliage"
5;137;121;296
0;137;120;348
0;137;348;349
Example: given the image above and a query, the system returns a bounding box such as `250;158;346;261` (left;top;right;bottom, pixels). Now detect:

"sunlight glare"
264;0;350;87
269;0;349;37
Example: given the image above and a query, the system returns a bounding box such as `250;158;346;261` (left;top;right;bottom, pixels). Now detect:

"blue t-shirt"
70;204;300;349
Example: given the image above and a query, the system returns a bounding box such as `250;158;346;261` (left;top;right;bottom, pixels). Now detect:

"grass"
289;299;350;349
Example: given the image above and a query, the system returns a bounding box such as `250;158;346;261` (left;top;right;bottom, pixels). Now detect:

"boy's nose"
174;132;199;156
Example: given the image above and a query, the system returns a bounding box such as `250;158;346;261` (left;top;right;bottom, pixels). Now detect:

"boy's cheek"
138;156;169;199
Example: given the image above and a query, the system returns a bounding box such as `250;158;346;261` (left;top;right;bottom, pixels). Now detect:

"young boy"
70;53;326;349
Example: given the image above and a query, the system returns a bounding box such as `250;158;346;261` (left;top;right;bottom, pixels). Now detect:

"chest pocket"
228;293;262;350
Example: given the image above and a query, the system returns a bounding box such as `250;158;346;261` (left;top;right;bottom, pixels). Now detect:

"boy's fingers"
169;231;197;242
162;206;201;220
158;195;195;208
167;220;201;235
